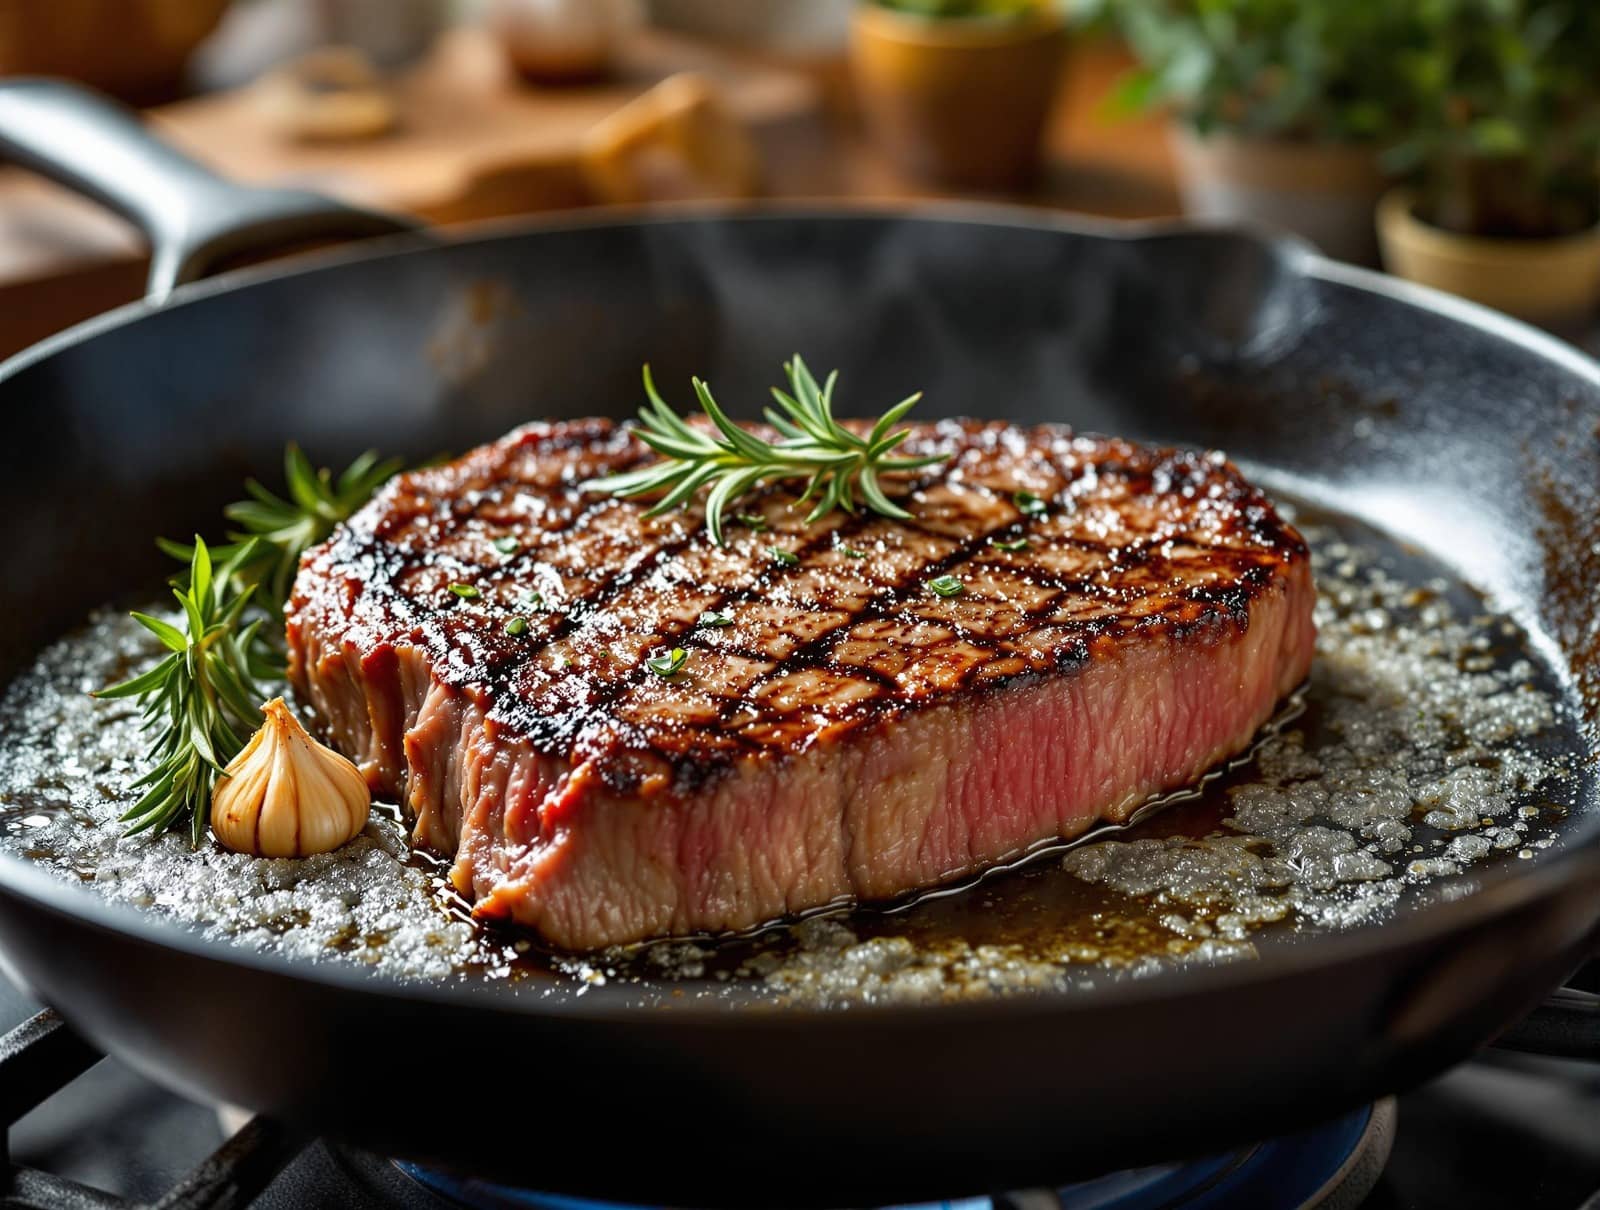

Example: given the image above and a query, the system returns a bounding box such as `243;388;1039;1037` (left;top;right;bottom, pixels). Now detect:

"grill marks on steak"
288;419;1315;949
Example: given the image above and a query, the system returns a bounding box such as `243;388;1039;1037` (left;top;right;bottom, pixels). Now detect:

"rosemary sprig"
582;355;947;545
99;446;401;842
158;445;402;639
93;539;273;844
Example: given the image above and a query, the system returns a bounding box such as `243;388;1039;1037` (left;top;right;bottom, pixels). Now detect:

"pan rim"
7;197;1599;391
0;829;1595;1025
0;200;1596;1024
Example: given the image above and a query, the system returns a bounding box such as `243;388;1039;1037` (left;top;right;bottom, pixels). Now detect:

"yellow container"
1377;187;1600;329
850;3;1067;191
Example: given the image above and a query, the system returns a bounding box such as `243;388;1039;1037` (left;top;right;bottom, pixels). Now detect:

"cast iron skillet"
0;81;1597;1207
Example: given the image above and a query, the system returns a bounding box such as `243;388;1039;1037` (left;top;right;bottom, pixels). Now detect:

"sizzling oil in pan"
0;506;1584;1005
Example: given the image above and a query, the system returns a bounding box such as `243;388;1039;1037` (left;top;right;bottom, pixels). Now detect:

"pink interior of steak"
288;419;1316;949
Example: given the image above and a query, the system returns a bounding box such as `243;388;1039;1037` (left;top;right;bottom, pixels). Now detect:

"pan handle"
0;78;418;303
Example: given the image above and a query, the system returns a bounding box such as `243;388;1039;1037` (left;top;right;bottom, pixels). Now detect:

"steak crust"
288;419;1315;949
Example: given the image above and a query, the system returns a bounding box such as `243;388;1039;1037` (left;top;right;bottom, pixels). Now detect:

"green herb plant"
1098;0;1422;142
1384;1;1600;238
1098;0;1600;238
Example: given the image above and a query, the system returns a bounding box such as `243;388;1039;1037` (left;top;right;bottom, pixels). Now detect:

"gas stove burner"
389;1100;1395;1210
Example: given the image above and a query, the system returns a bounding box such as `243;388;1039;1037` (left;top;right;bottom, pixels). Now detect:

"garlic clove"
212;698;370;858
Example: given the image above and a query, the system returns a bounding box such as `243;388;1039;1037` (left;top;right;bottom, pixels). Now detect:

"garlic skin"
211;699;370;858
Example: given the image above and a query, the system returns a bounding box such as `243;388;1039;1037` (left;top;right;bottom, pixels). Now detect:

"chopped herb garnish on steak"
505;616;528;636
927;575;965;597
448;583;480;600
522;591;546;612
493;537;521;556
1013;491;1047;516
737;512;769;531
698;610;734;628
988;536;1030;552
839;545;867;559
768;545;799;566
646;648;688;678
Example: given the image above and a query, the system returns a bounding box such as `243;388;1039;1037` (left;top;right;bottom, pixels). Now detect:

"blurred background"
2;0;1598;357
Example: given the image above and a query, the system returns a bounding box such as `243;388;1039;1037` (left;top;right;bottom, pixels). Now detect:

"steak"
287;419;1315;950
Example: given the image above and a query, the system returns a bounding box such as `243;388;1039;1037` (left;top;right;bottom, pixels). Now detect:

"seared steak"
288;419;1315;950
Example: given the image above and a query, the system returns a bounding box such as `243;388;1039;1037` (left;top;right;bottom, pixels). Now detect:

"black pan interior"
6;209;1596;892
0;210;1597;1203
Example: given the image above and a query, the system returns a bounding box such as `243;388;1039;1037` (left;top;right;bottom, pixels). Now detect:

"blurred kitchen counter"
0;29;1176;360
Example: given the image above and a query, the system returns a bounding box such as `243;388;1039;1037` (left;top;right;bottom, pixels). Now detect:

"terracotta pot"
486;0;642;85
1170;126;1387;265
850;3;1067;191
1377;187;1600;329
0;0;229;105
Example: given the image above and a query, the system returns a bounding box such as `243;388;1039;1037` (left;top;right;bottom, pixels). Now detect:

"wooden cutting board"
0;25;823;354
152;25;821;220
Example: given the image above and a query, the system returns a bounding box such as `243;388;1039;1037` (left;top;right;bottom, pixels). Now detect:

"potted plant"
1099;0;1414;264
1375;1;1600;329
850;0;1071;191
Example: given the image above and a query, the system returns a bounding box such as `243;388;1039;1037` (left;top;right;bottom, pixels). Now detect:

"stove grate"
2;976;1594;1210
0;1010;307;1210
